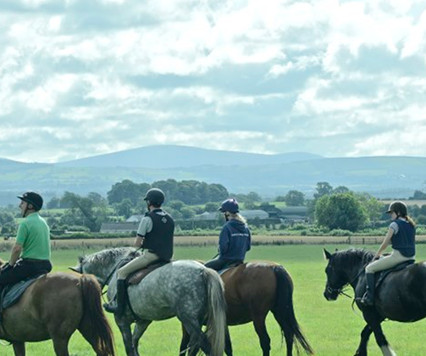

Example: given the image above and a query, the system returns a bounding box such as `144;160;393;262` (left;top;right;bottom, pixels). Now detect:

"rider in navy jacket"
360;201;416;306
205;198;251;271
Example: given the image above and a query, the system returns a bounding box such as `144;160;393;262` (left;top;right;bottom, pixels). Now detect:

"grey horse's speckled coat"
75;247;226;356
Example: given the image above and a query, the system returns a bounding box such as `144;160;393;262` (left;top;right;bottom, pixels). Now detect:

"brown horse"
0;271;115;356
180;262;314;356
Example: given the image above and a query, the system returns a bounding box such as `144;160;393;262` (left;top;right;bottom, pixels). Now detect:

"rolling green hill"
0;145;425;205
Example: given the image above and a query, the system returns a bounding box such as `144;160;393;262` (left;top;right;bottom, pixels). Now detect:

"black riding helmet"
386;201;407;217
218;198;239;214
17;191;43;211
144;188;165;206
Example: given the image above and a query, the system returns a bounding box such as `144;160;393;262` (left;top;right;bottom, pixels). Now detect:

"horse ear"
78;256;84;263
323;249;332;260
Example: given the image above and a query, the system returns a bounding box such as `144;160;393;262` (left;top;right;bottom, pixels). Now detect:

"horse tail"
79;274;116;356
203;267;227;356
272;265;314;355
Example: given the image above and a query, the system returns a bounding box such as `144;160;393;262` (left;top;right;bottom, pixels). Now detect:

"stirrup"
359;293;374;306
103;301;118;313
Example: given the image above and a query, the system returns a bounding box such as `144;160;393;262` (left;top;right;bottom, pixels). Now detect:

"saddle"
217;261;243;275
0;275;44;318
356;260;414;299
374;259;414;290
127;260;169;285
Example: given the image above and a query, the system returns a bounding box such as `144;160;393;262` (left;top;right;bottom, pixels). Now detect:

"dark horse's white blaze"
73;247;227;356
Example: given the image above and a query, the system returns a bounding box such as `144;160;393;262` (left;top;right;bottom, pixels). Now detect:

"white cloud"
0;0;426;162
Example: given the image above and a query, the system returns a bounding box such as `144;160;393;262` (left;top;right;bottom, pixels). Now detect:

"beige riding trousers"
117;250;159;280
365;249;414;274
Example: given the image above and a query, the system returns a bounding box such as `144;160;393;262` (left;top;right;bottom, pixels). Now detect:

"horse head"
323;248;373;301
323;249;344;300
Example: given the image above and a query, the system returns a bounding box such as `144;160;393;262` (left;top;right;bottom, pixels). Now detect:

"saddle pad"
127;261;169;285
2;276;42;309
217;261;243;275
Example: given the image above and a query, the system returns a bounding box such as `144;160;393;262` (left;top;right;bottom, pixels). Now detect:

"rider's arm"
374;228;394;259
9;242;22;266
134;235;144;248
135;216;153;248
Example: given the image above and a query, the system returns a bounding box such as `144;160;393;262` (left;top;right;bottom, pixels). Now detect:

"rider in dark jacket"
205;198;251;271
104;188;174;316
360;201;416;306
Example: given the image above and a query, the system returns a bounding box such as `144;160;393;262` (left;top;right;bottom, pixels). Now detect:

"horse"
179;261;314;356
0;264;115;356
323;248;426;356
71;247;227;356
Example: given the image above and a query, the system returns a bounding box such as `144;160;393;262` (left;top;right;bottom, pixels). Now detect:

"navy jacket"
391;219;415;257
218;219;251;261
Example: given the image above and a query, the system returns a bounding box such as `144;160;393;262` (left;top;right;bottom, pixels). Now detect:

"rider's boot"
103;279;126;316
360;273;375;306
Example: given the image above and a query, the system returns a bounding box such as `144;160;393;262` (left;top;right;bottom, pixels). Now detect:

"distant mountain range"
0;145;425;206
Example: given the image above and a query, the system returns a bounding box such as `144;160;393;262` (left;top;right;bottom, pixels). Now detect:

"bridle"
326;263;368;300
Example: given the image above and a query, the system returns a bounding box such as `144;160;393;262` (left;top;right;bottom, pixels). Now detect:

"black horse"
323;248;426;356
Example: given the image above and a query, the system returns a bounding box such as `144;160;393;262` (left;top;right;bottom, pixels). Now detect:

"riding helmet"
386;201;407;216
218;198;239;214
17;192;43;211
144;188;165;206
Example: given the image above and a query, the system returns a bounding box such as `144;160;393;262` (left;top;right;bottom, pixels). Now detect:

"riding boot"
360;273;375;306
103;279;127;316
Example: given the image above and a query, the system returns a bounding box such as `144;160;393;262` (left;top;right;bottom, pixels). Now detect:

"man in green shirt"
0;192;52;287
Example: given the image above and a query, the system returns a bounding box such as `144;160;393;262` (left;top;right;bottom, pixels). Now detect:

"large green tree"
60;192;108;232
107;180;150;205
284;190;305;206
315;192;367;232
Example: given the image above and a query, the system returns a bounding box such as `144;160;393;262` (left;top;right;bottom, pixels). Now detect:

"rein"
100;249;141;290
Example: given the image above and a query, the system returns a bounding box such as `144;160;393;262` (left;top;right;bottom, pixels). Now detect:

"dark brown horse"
0;270;115;356
180;261;314;356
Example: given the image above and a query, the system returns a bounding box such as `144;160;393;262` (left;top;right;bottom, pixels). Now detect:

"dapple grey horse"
71;247;226;356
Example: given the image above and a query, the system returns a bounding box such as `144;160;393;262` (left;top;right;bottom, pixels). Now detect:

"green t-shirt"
16;212;51;260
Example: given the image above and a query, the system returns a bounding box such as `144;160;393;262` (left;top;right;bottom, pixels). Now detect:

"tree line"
1;179;426;236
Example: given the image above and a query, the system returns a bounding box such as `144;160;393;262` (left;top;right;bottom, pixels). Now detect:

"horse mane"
84;247;138;267
334;248;374;268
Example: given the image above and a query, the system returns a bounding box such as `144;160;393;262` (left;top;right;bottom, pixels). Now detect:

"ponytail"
229;213;247;225
405;215;416;228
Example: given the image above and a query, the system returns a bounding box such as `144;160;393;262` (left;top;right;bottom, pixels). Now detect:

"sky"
1;0;426;163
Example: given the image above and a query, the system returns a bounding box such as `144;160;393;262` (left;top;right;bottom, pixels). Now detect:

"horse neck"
341;252;370;288
87;248;131;283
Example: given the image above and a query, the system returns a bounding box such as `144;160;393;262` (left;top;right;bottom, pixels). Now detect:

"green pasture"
1;244;426;355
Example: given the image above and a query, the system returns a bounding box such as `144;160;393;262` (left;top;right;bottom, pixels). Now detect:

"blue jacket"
218;219;251;261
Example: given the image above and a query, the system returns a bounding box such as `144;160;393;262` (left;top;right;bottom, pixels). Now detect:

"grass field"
0;243;426;355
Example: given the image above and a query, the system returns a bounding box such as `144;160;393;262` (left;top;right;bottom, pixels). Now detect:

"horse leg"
179;325;190;355
132;320;152;356
370;323;396;356
51;335;71;356
252;314;271;356
180;318;211;356
224;326;233;356
116;318;138;356
12;342;25;356
354;324;373;356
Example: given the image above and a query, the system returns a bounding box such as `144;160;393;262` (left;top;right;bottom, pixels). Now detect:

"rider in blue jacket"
205;198;251;271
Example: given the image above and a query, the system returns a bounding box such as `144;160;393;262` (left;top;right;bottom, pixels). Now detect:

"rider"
0;192;52;291
205;198;251;271
104;187;175;316
360;201;416;306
